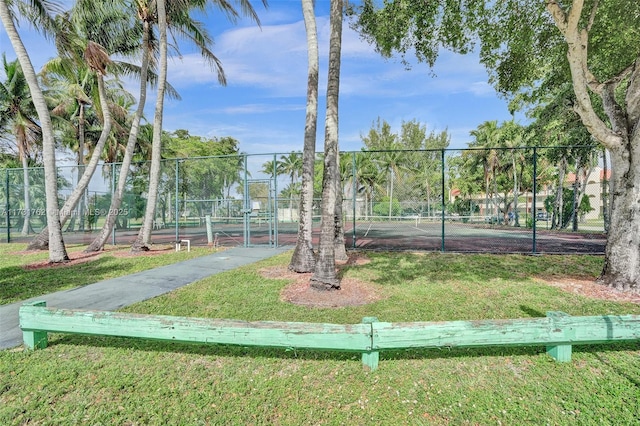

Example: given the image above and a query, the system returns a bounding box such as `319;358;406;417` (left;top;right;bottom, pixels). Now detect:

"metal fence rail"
1;147;608;254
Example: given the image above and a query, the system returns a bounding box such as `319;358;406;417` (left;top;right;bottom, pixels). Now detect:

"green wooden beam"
361;316;380;371
19;302;371;352
546;311;573;362
21;301;49;350
370;313;640;352
19;303;640;369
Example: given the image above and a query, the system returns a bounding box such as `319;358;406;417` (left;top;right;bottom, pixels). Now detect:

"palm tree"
124;0;267;251
311;0;343;290
132;0;169;250
278;152;302;208
0;0;69;262
375;149;406;219
0;55;41;236
26;2;137;250
41;51;131;231
87;0;252;252
354;153;383;219
289;0;319;273
469;121;501;218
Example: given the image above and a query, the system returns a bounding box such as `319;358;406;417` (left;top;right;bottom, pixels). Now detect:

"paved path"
0;246;291;350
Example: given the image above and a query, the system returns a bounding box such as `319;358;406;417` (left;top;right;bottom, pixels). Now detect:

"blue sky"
1;0;517;155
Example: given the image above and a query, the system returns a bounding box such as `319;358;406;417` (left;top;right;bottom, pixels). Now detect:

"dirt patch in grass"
535;276;640;304
20;245;174;271
261;252;386;308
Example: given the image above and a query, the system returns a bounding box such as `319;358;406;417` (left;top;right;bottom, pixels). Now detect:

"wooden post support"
361;316;379;371
546;311;573;362
21;301;49;350
205;215;213;246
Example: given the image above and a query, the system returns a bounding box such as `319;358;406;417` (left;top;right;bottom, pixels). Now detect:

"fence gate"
243;179;276;247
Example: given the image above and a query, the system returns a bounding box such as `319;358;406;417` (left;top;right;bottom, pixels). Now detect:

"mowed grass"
1;250;640;424
0;243;218;305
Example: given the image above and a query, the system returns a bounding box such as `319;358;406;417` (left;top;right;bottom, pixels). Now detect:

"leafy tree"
545;187;594;229
353;0;640;291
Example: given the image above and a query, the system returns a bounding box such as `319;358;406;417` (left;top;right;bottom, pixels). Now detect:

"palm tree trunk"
333;151;348;261
289;0;318;273
28;74;112;250
77;102;87;231
133;0;168;250
0;0;68;262
511;154;519;227
85;21;152;252
311;0;343;290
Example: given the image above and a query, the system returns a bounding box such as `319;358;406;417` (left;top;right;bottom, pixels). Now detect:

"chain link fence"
1;147;608;254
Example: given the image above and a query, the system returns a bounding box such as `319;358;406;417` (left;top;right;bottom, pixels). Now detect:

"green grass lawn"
1;249;639;424
0;243;218;305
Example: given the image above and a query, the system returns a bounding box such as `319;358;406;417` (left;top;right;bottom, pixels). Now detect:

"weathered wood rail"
19;301;640;370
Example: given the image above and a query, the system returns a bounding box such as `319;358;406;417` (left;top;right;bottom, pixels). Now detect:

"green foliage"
359;118;450;215
545;188;594;228
373;196;401;217
449;197;479;215
351;0;485;67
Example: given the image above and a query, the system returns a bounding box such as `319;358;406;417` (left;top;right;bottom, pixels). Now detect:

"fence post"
532;147;538;254
273;154;278;248
361;316;379;371
441;149;446;252
5;169;9;243
111;162;116;245
352;152;357;248
175;159;180;243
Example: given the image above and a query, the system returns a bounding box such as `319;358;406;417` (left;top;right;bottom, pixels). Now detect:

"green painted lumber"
361;316;380;371
19;302;640;369
371;314;640;350
21;301;48;349
546;311;573;362
19;302;372;352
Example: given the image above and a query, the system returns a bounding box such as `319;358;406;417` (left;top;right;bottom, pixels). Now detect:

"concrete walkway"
0;246;291;350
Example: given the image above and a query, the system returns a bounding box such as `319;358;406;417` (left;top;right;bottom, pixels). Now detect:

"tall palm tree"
132;0;169;250
86;0;266;252
469;120;501;217
0;55;41;236
0;0;69;262
26;2;137;250
311;0;343;290
41;52;124;231
87;0;201;251
289;0;319;273
278;151;302;208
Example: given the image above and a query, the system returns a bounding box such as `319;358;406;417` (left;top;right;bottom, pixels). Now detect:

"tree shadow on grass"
0;257;118;304
354;251;601;287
